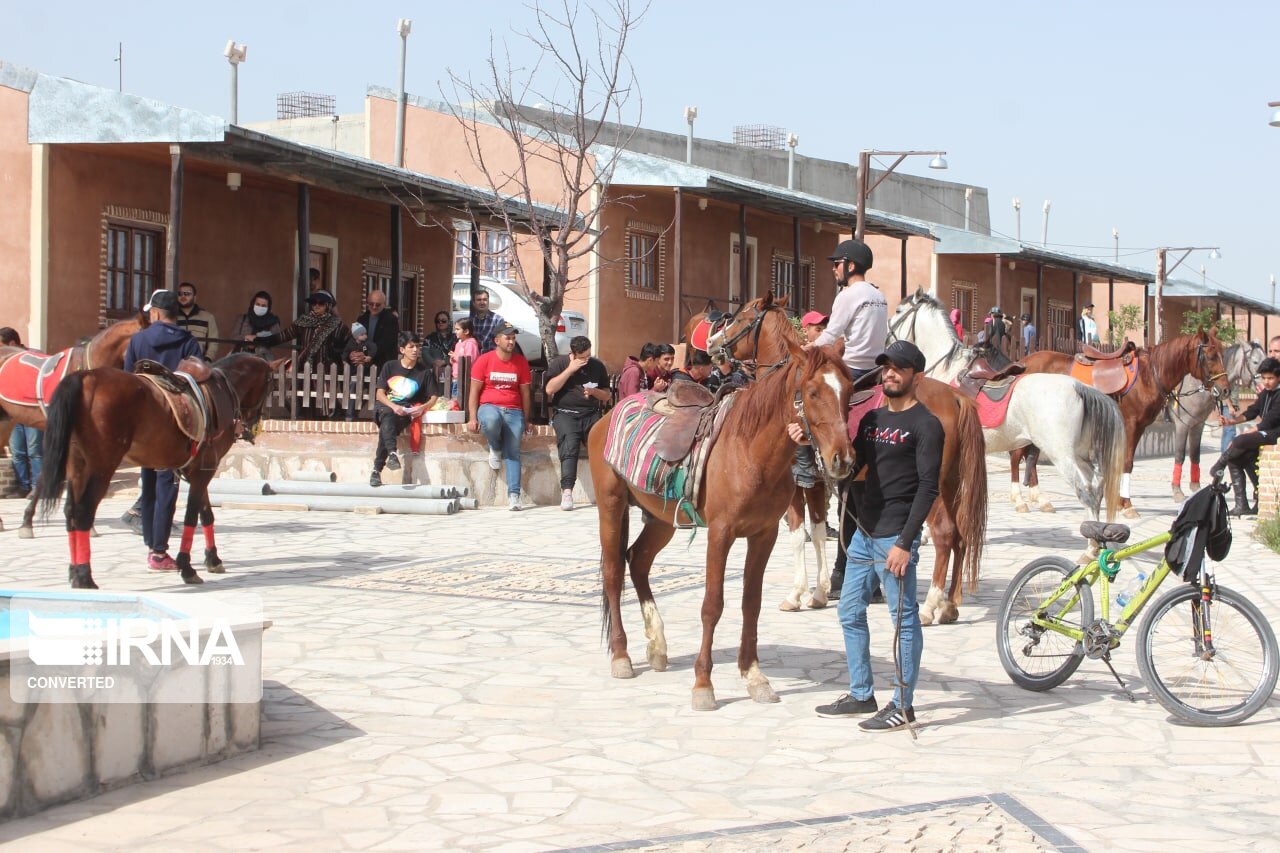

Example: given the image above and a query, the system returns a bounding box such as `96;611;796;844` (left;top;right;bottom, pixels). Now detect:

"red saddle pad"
690;320;714;353
0;350;68;408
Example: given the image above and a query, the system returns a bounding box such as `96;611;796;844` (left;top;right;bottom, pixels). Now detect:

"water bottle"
1114;569;1147;609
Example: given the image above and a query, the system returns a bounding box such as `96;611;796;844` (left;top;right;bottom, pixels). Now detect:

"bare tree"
443;0;646;361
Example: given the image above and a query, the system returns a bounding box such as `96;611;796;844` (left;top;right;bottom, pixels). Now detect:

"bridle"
1152;338;1228;402
708;301;792;379
886;295;963;376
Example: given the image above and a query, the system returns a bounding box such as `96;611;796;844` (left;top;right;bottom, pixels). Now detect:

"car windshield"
451;286;504;313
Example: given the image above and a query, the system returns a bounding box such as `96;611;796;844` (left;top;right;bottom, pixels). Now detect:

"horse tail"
599;498;629;645
952;395;988;593
39;370;83;518
1077;384;1126;521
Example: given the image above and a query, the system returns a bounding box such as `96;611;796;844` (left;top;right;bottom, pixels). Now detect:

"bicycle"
997;483;1279;726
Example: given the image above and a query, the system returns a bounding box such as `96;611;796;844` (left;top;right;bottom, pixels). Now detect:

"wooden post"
673;188;683;343
390;204;402;315
165;145;183;289
899;237;908;300
994;255;1003;336
1071;272;1080;352
792;215;801;310
297;184;311;314
738;204;748;304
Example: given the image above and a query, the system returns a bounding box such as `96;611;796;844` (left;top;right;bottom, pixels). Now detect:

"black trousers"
373;407;412;471
1222;430;1276;475
552;408;601;490
140;467;178;554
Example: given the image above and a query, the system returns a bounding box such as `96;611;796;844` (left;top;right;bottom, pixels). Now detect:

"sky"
6;0;1280;303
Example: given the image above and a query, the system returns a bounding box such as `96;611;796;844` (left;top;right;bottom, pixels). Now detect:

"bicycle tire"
997;556;1095;691
1136;583;1279;726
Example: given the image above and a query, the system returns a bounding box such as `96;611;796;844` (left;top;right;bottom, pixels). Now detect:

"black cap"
875;340;926;372
1084;302;1095;308
494;321;519;338
306;289;335;305
990;306;1001;314
827;239;873;270
144;289;178;312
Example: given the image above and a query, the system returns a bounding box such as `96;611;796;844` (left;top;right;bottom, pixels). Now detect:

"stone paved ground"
0;454;1277;851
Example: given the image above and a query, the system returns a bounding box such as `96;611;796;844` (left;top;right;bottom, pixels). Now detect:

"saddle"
1080;520;1131;545
133;358;236;451
1070;340;1139;396
953;356;1025;401
649;381;719;463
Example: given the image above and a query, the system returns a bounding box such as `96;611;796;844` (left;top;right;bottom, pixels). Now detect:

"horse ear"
774;292;789;309
762;291;775;308
821;337;846;363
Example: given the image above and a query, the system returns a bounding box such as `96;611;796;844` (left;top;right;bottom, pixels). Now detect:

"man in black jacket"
1210;357;1280;515
356;290;401;369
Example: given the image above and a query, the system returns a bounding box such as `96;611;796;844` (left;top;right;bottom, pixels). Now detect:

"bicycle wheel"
997;556;1095;691
1136;583;1278;726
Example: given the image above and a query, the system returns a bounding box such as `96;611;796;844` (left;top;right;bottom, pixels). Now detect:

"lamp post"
684;106;698;164
1112;227;1119;263
786;133;799;190
394;19;412;168
854;149;947;241
223;41;248;124
1012;198;1021;241
1154;245;1220;343
1268;100;1280;127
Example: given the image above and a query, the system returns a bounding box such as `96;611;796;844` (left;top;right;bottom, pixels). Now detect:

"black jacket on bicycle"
1166;486;1232;582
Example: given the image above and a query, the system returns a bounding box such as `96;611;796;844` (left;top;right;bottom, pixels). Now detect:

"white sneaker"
488;448;501;470
560;489;574;511
508;494;521;512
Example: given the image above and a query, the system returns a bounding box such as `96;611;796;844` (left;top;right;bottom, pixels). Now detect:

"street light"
1154;245;1220;343
786;133;799;190
223;40;248;124
854;149;947;241
1269;100;1280;127
394;19;412;168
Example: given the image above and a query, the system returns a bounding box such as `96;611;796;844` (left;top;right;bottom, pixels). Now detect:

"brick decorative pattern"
260;419;556;438
770;251;817;312
1259;446;1280;517
623;220;665;301
361;256;426;336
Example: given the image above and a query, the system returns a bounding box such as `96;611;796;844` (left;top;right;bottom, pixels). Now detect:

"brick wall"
1259;446;1280;517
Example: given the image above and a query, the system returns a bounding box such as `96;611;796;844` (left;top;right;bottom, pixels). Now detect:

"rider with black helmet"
811;239;887;379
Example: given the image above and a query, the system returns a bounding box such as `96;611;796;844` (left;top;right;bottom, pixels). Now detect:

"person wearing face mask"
233;290;283;357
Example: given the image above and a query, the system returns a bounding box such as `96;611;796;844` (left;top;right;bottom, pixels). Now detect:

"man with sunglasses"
356;289;400;370
808;239;887;380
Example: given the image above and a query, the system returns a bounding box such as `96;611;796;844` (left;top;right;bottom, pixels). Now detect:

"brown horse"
589;336;854;711
38;354;277;589
683;303;833;611
709;294;989;625
1018;330;1229;518
0;316;146;536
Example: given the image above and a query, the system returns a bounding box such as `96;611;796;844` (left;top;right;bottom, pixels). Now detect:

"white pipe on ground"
205;493;459;515
289;471;337;483
262;481;460;500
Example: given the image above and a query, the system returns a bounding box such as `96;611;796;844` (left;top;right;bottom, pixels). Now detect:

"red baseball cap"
800;311;829;327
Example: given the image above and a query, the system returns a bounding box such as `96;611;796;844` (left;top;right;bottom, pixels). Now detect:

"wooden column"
390;204;402;312
296;184;310;313
165;145;184;289
994;255;1003;334
1035;263;1044;349
469;230;481;316
792;216;802;310
673;189;683;342
900;237;908;300
1071;272;1080;352
737;204;748;304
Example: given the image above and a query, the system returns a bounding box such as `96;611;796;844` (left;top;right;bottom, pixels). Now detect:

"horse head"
215;354;281;444
705;293;796;369
793;341;854;481
1192;328;1231;398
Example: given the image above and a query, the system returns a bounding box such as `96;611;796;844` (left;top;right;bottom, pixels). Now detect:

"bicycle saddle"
1080;521;1131;544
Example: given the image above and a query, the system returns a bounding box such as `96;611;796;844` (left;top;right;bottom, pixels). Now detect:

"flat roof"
928;223;1154;284
1158;278;1276;316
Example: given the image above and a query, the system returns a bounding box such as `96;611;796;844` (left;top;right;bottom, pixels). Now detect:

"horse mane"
1148;331;1212;377
724;344;847;439
897;290;967;373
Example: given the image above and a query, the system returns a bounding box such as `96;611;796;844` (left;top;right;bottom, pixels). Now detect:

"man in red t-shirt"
466;322;533;510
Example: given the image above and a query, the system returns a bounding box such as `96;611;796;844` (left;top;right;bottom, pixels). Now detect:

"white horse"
890;290;1125;530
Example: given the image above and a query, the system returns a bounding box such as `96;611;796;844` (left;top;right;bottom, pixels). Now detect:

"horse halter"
710;301;789;378
791;362;841;488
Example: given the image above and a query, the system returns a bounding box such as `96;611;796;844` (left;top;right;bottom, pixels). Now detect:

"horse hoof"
938;605;959;624
1122;506;1141;520
1014;503;1030;513
610;658;636;679
691;687;717;711
747;681;779;704
647;649;668;672
17;527;32;540
1039;502;1056;513
204;548;224;572
90;527;100;538
182;572;204;585
69;565;98;590
778;599;801;612
806;596;828;609
920;609;935;626
176;552;193;574
1190;482;1202;494
1172;487;1187;502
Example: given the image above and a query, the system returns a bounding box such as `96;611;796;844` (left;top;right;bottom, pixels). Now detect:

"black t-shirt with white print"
851;402;944;551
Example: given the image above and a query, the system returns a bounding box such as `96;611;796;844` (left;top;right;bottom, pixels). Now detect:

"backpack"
1165;486;1232;583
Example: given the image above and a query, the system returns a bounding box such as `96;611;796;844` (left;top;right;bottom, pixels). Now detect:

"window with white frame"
453;227;513;279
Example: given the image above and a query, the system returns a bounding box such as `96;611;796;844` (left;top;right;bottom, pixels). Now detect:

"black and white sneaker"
369;470;382;488
815;693;877;718
858;701;915;732
385;452;400;471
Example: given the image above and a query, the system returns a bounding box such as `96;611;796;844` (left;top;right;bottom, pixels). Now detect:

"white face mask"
253;305;269;317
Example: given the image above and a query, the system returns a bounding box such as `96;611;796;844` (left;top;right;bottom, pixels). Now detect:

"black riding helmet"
828;239;873;287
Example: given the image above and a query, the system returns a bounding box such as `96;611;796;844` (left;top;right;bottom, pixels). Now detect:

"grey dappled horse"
1170;341;1264;501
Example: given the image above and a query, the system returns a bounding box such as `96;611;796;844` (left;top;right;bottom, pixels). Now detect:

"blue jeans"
837;530;923;709
477;404;524;496
9;424;42;492
1221;404;1237;452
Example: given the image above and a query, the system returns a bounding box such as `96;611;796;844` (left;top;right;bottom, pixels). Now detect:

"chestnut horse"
589;337;854;711
0;316;145;536
1019;329;1229;518
683;304;832;611
39;354;277;589
708;295;989;626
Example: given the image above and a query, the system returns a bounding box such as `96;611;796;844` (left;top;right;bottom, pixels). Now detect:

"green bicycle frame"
1031;531;1174;641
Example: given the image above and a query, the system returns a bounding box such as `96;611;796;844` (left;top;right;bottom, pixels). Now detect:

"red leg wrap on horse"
202;524;215;549
1190;464;1201;485
69;530;91;565
181;525;196;553
1172;463;1183;485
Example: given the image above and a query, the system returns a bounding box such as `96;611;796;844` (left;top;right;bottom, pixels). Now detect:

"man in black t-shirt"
546;335;611;510
370;331;440;487
799;340;942;732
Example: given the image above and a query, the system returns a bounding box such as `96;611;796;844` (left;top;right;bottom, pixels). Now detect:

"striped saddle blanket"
603;391;737;524
0;350;72;411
